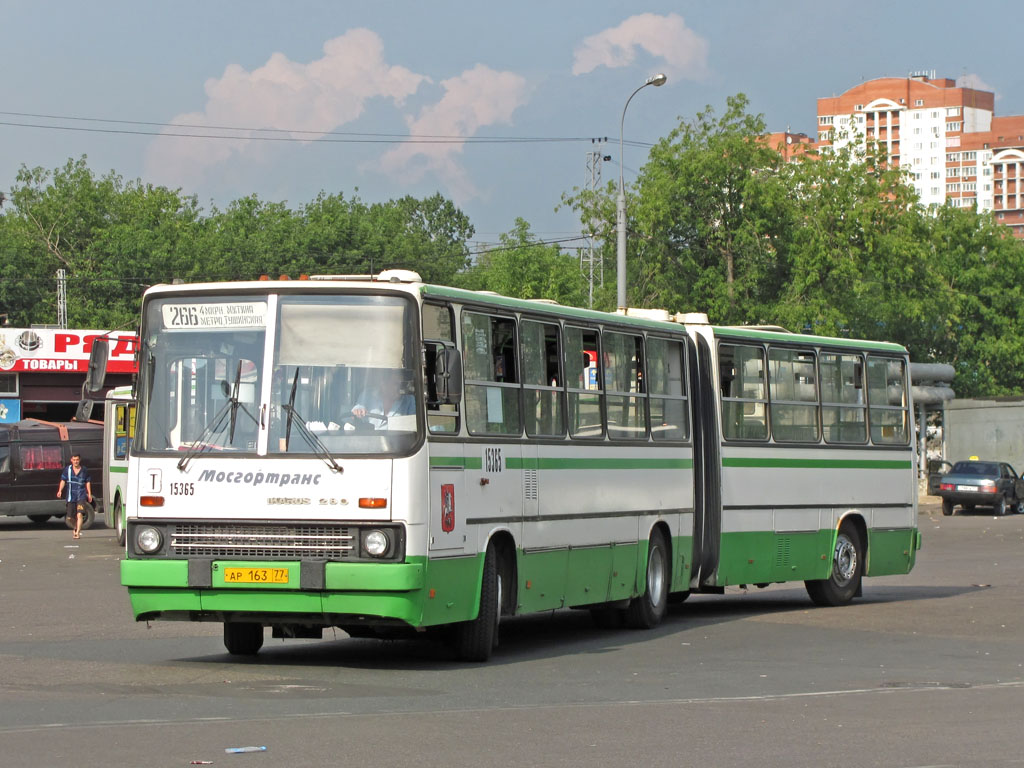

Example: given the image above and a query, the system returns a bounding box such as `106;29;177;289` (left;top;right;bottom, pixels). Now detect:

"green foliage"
562;94;1024;398
0;157;473;329
456;218;590;306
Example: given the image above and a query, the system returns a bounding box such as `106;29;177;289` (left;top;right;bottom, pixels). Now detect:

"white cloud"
145;29;428;189
957;73;1001;100
572;13;709;81
378;64;529;202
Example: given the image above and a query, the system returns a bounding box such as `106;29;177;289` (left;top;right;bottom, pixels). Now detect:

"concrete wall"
945;398;1024;469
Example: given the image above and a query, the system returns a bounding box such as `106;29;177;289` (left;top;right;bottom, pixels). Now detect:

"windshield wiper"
176;362;258;472
280;403;344;474
284;367;300;450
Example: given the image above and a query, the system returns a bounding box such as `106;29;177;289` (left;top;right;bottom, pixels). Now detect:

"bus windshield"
267;295;418;456
138;293;419;456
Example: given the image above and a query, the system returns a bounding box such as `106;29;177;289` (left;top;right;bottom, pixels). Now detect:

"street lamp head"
646;73;668;87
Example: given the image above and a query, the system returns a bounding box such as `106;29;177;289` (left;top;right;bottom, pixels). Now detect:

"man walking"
57;453;92;539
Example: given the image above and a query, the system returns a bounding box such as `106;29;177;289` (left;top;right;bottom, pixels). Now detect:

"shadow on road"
173;582;990;671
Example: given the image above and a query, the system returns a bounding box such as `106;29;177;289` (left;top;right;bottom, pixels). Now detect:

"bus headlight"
136;526;163;554
362;529;390;557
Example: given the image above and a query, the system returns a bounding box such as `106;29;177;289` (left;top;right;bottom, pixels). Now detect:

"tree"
563;94;788;318
1;157;201;328
457;218;590;306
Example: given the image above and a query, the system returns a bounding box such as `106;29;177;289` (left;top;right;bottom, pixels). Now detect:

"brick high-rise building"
813;72;1024;238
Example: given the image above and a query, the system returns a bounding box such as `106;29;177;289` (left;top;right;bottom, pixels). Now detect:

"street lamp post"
616;73;667;310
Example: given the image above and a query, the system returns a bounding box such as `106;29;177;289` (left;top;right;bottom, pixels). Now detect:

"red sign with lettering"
441;484;455;533
0;329;138;374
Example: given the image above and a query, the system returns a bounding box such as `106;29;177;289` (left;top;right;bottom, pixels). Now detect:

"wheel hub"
834;534;857;584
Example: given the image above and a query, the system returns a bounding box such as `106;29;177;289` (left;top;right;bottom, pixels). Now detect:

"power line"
0;110;655;148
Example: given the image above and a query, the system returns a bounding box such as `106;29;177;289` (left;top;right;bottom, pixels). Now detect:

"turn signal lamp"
140;496;165;507
359;497;387;509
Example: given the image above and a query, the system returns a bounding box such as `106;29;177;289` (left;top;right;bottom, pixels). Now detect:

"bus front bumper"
121;558;427;626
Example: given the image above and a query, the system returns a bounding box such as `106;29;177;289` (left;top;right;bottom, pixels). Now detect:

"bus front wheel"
626;528;669;629
224;622;264;656
454;542;500;662
805;522;864;607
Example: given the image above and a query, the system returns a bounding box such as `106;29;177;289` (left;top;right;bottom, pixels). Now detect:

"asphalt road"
0;503;1021;768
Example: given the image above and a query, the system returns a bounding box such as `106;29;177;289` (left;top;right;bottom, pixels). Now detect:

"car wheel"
941;498;954;516
1014;500;1024;515
994;496;1008;516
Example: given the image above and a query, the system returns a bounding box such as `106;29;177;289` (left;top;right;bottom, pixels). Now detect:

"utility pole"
582;138;609;308
56;269;67;329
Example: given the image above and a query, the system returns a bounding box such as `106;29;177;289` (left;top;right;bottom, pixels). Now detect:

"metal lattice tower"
56;269;67;328
582;139;608;308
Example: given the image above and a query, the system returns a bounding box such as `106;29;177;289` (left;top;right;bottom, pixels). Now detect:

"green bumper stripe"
109;466;129;474
122;559;424;591
722;457;912;470
326;562;423;591
122;559;187;587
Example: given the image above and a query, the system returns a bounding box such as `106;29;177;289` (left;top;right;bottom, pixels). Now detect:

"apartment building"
813;72;1024;238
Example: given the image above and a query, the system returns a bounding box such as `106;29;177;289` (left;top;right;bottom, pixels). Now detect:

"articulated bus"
97;271;920;661
103;385;135;546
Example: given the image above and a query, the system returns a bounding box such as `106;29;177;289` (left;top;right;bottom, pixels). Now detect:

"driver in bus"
350;368;415;429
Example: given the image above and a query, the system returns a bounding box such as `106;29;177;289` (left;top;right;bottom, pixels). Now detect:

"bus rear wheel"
224;622;264;656
113;497;126;546
805;522;864;607
454;542;500;662
625;528;669;629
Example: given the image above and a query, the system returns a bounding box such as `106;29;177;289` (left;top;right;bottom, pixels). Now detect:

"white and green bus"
103;385;135;546
95;271;920;660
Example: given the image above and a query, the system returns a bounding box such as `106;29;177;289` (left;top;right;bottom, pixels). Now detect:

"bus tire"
625;528;669;629
941;498;954;516
224;622;264;656
113;496;127;546
805;522;864;607
454;542;499;662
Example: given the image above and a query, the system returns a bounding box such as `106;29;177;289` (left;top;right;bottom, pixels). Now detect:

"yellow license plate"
223;567;290;584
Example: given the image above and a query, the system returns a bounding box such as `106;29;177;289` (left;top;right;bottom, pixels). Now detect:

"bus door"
689;331;722;589
428;443;467;555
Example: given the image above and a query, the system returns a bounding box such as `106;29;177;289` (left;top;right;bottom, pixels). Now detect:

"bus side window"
604;331;647;440
648;337;688;441
565;326;602;439
423;303;459;434
461;311;521;436
114;404;129;459
719;343;768;441
521;319;564;438
867;356;909;445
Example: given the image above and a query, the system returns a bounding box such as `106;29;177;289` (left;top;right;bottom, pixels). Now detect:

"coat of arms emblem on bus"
441;484;455;532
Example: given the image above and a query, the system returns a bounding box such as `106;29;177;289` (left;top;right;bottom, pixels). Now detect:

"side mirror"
84;338;109;395
434;347;463;405
74;399;95;422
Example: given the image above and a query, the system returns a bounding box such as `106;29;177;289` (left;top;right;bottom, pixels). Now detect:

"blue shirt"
62;465;92;502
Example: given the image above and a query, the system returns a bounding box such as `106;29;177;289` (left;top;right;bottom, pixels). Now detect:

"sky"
2;0;1023;253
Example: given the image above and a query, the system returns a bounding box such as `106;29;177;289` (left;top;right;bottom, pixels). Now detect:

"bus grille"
171;523;355;559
